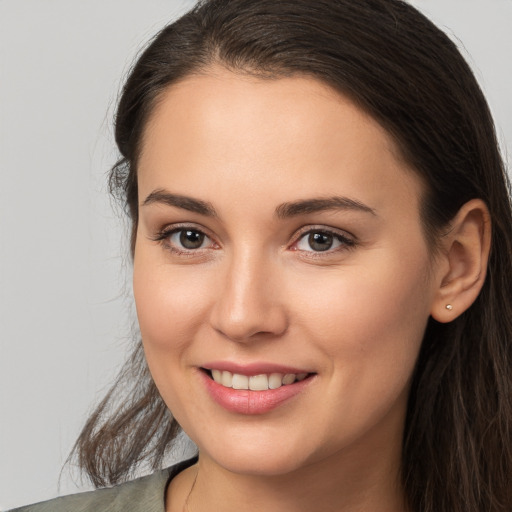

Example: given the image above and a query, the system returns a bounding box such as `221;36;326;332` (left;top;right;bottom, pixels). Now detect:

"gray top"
9;458;197;512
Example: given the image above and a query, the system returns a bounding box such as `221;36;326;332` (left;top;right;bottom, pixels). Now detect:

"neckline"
163;456;199;512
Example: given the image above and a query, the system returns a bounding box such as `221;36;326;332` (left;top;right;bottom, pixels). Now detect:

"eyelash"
151;224;357;257
151;224;217;257
292;226;357;257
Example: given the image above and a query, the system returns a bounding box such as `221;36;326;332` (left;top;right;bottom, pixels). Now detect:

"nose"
209;248;288;343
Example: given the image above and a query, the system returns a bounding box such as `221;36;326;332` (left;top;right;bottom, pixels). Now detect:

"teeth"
232;374;249;390
282;373;296;385
268;373;283;389
249;374;268;391
221;370;233;387
210;370;309;390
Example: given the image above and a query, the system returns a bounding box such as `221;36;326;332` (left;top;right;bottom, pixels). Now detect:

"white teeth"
268;373;283;389
249;374;269;391
221;370;233;387
210;370;309;390
232;374;249;390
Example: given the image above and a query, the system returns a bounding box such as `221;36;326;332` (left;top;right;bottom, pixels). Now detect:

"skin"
133;67;490;512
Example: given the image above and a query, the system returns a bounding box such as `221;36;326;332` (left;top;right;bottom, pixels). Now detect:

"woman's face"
134;68;440;476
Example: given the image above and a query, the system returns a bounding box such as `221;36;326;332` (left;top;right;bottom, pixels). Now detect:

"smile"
209;369;309;390
201;368;316;415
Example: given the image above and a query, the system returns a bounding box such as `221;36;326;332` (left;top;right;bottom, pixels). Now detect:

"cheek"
284;251;432;445
133;251;213;357
132;253;215;419
292;247;432;375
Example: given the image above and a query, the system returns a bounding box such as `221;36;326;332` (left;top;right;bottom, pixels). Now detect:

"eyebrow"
142;189;376;218
142;189;217;217
275;197;376;218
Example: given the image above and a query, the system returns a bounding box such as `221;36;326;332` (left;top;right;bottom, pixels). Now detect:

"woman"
11;0;512;511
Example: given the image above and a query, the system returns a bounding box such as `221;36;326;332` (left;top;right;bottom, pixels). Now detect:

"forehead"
138;67;423;217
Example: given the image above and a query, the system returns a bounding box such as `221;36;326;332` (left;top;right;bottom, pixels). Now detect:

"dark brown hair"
73;1;512;510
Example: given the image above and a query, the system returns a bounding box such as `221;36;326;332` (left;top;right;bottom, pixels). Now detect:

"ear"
430;199;491;323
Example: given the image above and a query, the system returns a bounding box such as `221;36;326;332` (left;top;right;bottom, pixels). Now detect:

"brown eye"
294;229;355;253
177;229;206;249
163;229;211;251
307;232;334;252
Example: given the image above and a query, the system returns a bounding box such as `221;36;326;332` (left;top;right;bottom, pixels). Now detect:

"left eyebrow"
142;189;217;217
275;196;377;218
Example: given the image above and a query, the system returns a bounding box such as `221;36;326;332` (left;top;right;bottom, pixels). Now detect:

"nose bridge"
210;244;287;342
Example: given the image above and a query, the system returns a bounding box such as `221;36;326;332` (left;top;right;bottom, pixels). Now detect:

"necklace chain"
183;468;199;512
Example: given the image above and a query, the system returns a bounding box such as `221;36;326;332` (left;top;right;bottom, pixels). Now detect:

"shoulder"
9;457;197;512
8;470;170;512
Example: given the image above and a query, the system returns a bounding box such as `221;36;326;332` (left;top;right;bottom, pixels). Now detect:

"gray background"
1;0;511;509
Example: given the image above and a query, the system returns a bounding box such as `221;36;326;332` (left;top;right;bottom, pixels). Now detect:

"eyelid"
291;224;356;241
289;225;357;253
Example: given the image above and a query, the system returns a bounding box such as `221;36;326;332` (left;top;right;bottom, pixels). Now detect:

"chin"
191;424;319;477
209;448;311;477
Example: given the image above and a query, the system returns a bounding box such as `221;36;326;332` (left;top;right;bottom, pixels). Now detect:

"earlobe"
430;199;491;323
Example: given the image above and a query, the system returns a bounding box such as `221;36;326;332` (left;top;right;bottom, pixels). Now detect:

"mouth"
203;368;312;390
199;363;317;414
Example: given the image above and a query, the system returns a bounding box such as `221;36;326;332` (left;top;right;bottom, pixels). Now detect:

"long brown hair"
72;1;512;510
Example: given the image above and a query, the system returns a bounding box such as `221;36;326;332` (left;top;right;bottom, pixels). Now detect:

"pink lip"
199;369;315;415
202;361;312;376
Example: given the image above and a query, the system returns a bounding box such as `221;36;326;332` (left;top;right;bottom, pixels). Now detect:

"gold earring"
445;304;453;310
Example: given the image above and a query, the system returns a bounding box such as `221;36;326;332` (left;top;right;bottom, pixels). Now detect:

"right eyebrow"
141;189;218;217
275;196;377;218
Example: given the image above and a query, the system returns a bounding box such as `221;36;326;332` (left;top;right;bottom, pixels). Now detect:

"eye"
152;225;215;254
294;229;355;253
170;229;210;250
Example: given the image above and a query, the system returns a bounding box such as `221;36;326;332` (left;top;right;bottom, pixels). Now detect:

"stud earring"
445;304;453;310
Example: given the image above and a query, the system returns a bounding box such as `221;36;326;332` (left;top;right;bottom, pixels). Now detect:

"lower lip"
200;371;314;415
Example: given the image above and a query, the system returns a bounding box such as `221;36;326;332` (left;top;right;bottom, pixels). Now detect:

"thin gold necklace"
183;468;199;512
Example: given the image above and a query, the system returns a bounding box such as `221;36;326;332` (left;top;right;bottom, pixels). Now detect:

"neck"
192;453;404;512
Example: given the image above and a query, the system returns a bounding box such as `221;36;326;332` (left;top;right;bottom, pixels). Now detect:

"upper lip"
201;361;314;376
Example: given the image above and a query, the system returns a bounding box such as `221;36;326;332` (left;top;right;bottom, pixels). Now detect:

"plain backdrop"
1;0;511;509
